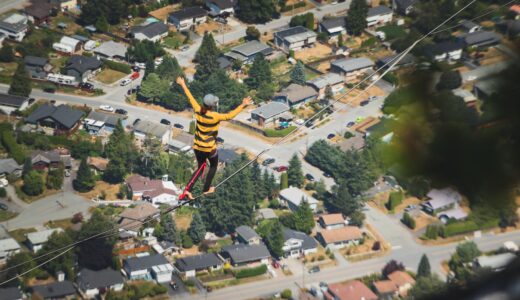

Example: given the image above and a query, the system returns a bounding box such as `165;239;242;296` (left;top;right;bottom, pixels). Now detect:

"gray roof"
459;31;500;47
131;22;169;39
460;20;479;31
0;18;27;34
71;34;90;42
207;0;235;9
76;268;124;290
476;253;516;270
424;41;464;57
474;77;500;97
320;17;346;31
26;103;84;129
307;73;344;89
133;120;170;139
24;55;48;67
31;281;76;298
86;110;123;127
367;5;392;17
0;92;30;108
331;57;374;73
235;225;260;241
257;208;277;220
66;55;102;74
217;56;232;69
376;53;416;67
283;228;317;251
279;187;319;206
0;287;22;300
251;102;290;120
394;0;414;10
0;238;20;254
175;253;222;272
221;243;271;264
94;41;127;58
218;148;238;164
0;158;21;175
424;188;462;210
225;41;273;62
26;228;63;245
275;26;317;43
275;84;318;104
124;254;170;272
438;207;468;221
169;6;207;21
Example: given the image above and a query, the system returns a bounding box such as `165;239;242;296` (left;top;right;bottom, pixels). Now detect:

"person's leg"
202;150;219;193
181;150;209;200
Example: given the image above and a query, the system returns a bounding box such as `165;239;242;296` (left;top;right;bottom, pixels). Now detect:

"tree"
4;252;40;287
245;54;272;90
257;219;284;258
346;0;368;36
246;26;261;40
46;164;64;190
323;85;334;106
455;241;481;263
289;13;315;30
38;231;75;279
194;33;221;81
0;44;15;62
408;274;446;299
140;73;170;101
155;56;183;82
23;157;32;176
78;210;116;270
181;231;193;248
401;211;416;229
291;200;315;234
417;254;432;278
159;213;181;245
103;120;137;183
9;62;32;97
95;14;109;32
313;179;327;200
237;0;276;23
74;158;95;192
382;260;405;278
280;172;289;190
349;210;365;227
288;154;304;188
188;212;206;244
436;70;462;90
144;59;155;79
338;32;344;47
290;61;306;85
327;181;363;217
22;170;44;196
1;131;25;164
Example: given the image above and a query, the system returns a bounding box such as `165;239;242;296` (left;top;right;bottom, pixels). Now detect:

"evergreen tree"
74;158;95;192
9;62;32;97
46;164;64;190
280;172;289;190
257;219;284;258
4;252;40;287
313;179;327;200
139;73;170;102
38;231;75;280
95;14;109;32
327;181;363;216
408;275;446;299
188;212;206;244
288;154;304;188
103;120;137;182
323;85;334;106
0;44;15;62
245;54;272;90
417;254;432;278
194;33;221;81
159;213;181;245
144;59;155;79
382;260;405;277
22;170;44;196
78;210;116;270
346;0;368;36
436;70;462;90
338;32;344;47
246;26;261;40
155;56;183;82
22;157;32;176
292;200;315;234
290;61;306;85
237;0;276;23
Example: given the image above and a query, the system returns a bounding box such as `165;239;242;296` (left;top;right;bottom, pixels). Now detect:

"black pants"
190;149;218;192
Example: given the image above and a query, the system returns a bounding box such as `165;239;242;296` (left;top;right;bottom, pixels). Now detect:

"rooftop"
24;55;48;67
332;57;374;73
207;0;235;9
307;73;344;89
376;53;416;67
175;253;222;271
26;228;63;245
460;30;500;46
319;213;345;226
373;280;398;294
26;103;84;130
275;26;317;43
275;84;318;104
65;55;102;74
86;110;123;127
328;280;377;300
124;254;170;272
87;156;109;171
221;243;271;264
320;16;346;31
119;202;159;221
279;187;319;206
424;41;463;56
236;225;260;241
318;226;362;244
251;102;290;120
0;287;22;300
476;253;517;270
424;187;462;210
282;228;317;250
133;119;170;139
367;5;392;17
387;270;416;286
0;158;21;175
131;21;169;38
225;40;273;61
0;92;30;108
76;268;124;290
0;238;20;254
94;40;127;58
31;281;76;298
257;208;277;220
169;6;207;21
438;207;468;221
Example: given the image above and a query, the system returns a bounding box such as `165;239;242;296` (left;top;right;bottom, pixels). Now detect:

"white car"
120;78;132;86
99;105;114;112
134;62;146;69
154;57;163;66
295;119;305;125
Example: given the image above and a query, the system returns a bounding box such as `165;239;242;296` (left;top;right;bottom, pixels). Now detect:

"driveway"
164;274;190;298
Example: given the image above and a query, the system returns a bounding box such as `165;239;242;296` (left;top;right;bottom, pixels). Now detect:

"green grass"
264;126;297;137
377;25;407;41
0;210;18;222
163;34;185;49
9;228;36;243
0;62;18;84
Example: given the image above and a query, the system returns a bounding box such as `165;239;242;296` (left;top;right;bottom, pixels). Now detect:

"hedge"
401;212;416;229
280;2;306;12
264;126;296;137
443;221;479;237
234;264;267;279
386;191;403;211
1;131;25;164
103;60;131;74
383;72;399;86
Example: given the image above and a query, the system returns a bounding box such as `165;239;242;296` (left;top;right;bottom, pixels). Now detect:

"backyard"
162;32;186;49
377;24;407;41
95;69;127;84
0;62;17;84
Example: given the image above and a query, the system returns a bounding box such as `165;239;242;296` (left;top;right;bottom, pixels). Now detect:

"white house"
52;36;81;54
366;6;393;27
0;238;21;264
274;26;317;52
318;214;347;230
279;187;318;212
282;228;318;258
126;174;180;206
123;254;173;283
424;41;463;62
474;253;517;272
316;226;363;249
318;17;347;41
168;7;207;31
26;228;63;253
76;268;124;299
330;57;374;81
0;13;28;42
0;92;31;115
205;0;235;16
174;253;223;278
133;120;172;145
130;22;169;42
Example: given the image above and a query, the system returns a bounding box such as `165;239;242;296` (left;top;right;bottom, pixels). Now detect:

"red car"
130;72;140;80
274;166;288;172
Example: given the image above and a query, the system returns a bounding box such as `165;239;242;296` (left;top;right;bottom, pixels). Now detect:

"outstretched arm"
217;96;252;121
176;77;200;113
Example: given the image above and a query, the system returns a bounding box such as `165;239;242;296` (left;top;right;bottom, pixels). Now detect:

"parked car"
274;166;288;172
404;205;417;212
120;78;132;86
309;266;320;273
216;137;224;143
133;118;141;125
99;105;114;112
262;158;275;166
305;173;315;181
64;169;71;177
180;45;189;52
346;121;355;127
130;72;140;80
272;260;280;269
170;281;177;290
132;66;140;72
0;203;7;210
327;133;335;139
0;178;8;188
360;100;369;106
173;123;184;129
323;172;332;178
134;62;146;69
43;87;56;93
368;96;377;102
305;120;314;128
79;82;94;91
160;119;171;125
115;108;127;115
295;119;305;125
215;17;227;24
319;282;328;292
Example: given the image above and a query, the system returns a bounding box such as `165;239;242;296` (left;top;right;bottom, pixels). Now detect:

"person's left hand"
242;96;252;106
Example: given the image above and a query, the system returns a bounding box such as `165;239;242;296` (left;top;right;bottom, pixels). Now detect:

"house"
217;56;232;70
327;280;378;300
0;13;28;42
366;6;393;27
24;0;52;25
205;0;235;16
31;150;72;170
375;53;416;71
392;0;415;15
373;280;398;300
316;226;362;249
130;22;169;42
26;228;63;252
133;119;171;145
274;26;317;52
256;208;277;221
168;7;208;31
0;238;21;264
273;84;318;108
474;253;517;272
84;110;125;135
460;20;481;33
53;36;81;54
123;254;173;283
387;270;416;297
26;103;84;135
330;57;374;81
458;31;501;49
424;41;464;62
0;287;22;300
338;132;365;151
152;240;181;255
497;19;520;38
118;203;160;235
0;158;22;179
167;129;194;153
421;187;462;214
318;17;347;40
94;41;128;61
0;92;31;114
218;148;238;165
64;55;102;83
282;228;317;258
50;0;77;11
224;40;274;64
250;102;290;127
126;175;180;206
319;214;346;230
76;268;124;299
220;243;271;266
87;156;109;174
306;73;344;99
174;253;223;278
235;225;261;245
24;55;52;79
30;281;76;299
279;187;318;212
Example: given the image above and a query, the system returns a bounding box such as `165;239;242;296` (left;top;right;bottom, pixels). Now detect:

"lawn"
9;228;36;243
162;34;185;49
0;210;18;222
377;25;407;41
15;181;60;204
95;69;127;84
0;62;18;84
264;126;297;137
45;218;74;230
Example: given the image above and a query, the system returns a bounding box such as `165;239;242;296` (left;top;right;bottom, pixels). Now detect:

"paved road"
461;60;512;82
0;0;27;13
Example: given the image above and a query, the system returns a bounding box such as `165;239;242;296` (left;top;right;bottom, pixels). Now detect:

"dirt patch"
78;181;121;200
416;235;466;246
183;66;196;76
413;212;438;232
149;4;180;21
174;212;193;231
294;43;332;63
304;246;337;269
196;20;231;36
95;69;127;84
344;224;390;261
282;0;316;16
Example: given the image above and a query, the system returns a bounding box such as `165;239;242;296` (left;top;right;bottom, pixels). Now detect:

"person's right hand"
242;96;252;106
176;77;185;87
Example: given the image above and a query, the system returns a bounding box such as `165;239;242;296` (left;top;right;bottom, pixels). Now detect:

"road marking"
391;245;402;250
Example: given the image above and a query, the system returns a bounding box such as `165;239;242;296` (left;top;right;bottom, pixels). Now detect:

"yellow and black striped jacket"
184;87;245;152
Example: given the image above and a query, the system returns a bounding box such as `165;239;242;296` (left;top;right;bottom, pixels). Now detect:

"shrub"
424;225;439;239
383;72;399;86
444;221;479;237
280;1;306;12
386;191;403;211
184;279;195;287
71;212;84;224
317;255;325;261
344;131;354;139
234;264;267;279
372;241;381;251
103;60;132;74
401;212;416;229
281;289;292;299
0;187;6;198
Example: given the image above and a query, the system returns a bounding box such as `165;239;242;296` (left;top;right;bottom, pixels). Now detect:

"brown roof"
328;280;378;300
87;156;109;171
25;0;52;19
388;270;416;287
373;280;398;294
119;203;159;221
142;187;177;198
318;226;362;244
126;174;163;193
319;214;345;226
276;83;318;104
